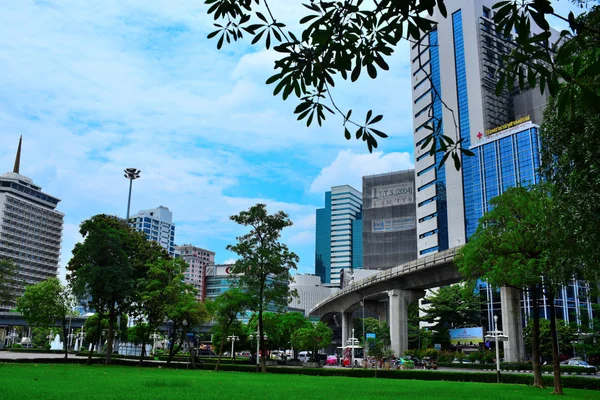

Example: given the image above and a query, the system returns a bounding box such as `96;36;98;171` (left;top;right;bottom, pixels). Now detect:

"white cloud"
309;150;414;193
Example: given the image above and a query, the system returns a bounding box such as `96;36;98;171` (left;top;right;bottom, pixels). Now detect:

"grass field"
0;364;598;399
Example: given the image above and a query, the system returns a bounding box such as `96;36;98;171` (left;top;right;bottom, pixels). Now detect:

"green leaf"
370;128;388;138
344;128;351;140
351;56;361;82
365;110;373;124
460;148;475;157
300;15;318;24
367;63;377;79
368;114;383;125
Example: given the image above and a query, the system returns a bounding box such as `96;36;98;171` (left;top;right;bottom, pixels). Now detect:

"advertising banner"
371;216;416;233
371;183;414;208
449;327;484;346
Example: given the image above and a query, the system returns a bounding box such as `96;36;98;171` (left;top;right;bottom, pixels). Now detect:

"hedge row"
213;365;600;390
437;362;596;375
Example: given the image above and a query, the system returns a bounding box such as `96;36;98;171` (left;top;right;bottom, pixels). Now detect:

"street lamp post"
347;328;359;369
249;332;267;372
120;168;140;354
67;329;75;350
484;315;508;384
227;335;239;363
123;168;141;221
150;331;161;356
75;328;85;351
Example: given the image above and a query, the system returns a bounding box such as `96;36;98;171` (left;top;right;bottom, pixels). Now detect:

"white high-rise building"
0;137;64;309
131;206;175;256
329;185;362;286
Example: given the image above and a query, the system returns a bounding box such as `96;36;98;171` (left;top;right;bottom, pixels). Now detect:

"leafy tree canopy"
204;0;600;166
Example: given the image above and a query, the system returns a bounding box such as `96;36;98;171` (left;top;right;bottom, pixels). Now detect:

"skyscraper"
315;185;362;286
0;137;64;309
130;206;176;256
410;0;555;256
410;0;595;329
175;244;215;301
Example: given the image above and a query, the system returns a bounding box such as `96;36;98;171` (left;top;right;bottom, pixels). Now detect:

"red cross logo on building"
477;132;483;139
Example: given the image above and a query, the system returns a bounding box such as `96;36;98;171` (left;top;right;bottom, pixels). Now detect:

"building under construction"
362;170;417;270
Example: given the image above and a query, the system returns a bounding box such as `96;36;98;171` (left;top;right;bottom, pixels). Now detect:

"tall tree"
456;186;552;388
0;258;18;308
209;288;251;371
420;285;482;349
226;203;299;372
17;278;74;359
67;214;167;364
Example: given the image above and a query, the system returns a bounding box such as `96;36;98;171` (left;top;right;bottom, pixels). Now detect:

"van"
298;351;312;362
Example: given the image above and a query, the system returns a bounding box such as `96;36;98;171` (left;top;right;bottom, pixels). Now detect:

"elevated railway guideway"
309;246;525;362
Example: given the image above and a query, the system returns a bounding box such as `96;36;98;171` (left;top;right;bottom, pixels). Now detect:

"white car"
567;359;598;373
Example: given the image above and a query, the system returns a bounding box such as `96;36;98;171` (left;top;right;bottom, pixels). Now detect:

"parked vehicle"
326;355;338;366
298;351;312;362
567;359;598;373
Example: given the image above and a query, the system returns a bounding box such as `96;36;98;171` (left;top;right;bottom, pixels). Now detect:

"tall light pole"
227;335;239;363
485;315;507;384
124;168;141;221
249;332;267;372
119;168;140;354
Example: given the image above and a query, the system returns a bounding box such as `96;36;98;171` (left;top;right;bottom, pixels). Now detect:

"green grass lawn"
0;364;597;400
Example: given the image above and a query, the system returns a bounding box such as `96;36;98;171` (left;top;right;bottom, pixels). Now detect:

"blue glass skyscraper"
315;185;363;286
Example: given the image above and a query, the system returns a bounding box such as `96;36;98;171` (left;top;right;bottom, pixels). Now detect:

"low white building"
289;274;338;316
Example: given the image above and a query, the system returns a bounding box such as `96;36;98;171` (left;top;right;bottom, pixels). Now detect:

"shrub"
212;366;600;390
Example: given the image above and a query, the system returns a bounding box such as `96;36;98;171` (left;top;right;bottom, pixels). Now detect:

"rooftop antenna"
13;135;22;174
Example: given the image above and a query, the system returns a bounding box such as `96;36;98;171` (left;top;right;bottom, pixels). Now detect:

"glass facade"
468;127;540;237
429;28;448;253
315;192;331;283
452;10;478;241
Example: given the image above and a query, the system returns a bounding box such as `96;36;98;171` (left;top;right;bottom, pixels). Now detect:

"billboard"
371;216;416;233
371;182;414;208
449;327;484;346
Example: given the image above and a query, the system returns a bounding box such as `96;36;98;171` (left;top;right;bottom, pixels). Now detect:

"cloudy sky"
0;1;579;279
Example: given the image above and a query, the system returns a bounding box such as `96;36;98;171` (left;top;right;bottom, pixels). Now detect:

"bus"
337;345;364;367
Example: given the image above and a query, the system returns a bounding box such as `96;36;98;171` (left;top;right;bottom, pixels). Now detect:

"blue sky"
0;0;581;279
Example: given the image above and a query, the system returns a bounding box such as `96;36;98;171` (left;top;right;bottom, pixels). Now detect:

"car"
567;359;598;373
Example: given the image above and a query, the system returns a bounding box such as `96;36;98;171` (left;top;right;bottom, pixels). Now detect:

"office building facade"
130;206;176;256
410;0;595;330
410;0;557;256
362;171;418;269
0;137;64;309
288;274;338;316
175;244;215;302
315;185;363;286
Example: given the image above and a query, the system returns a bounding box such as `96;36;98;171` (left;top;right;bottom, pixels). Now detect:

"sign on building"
371;216;416;233
448;327;484;347
371;183;414;208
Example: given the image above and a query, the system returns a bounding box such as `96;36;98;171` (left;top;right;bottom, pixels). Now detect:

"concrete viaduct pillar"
388;289;424;357
500;286;525;363
340;312;352;348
